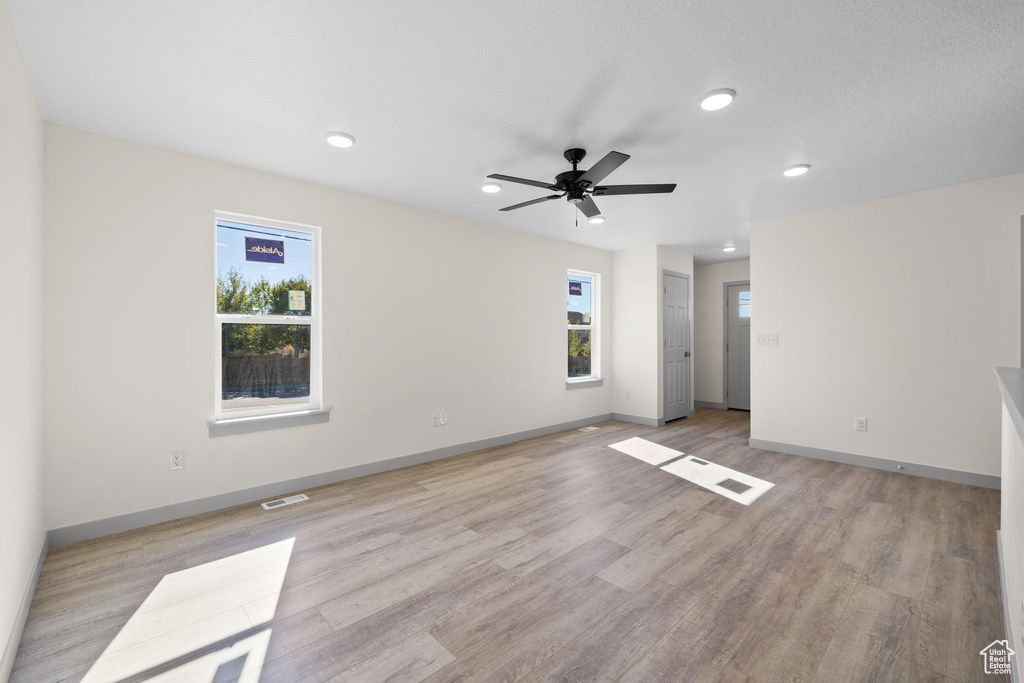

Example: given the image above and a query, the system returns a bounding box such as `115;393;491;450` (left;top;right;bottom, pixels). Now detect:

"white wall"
0;0;45;676
693;260;750;405
611;247;658;418
609;245;694;421
752;173;1023;476
43;124;613;530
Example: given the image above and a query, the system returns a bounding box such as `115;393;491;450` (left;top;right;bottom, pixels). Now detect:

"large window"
214;213;321;419
567;271;600;381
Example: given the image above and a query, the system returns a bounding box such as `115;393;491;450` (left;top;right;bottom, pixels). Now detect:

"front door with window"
726;283;751;410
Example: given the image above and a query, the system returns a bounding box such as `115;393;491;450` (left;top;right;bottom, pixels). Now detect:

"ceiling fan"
487;148;676;218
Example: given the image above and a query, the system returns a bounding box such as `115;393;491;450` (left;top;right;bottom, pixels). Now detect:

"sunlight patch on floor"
607;437;774;505
608;436;682;466
661;456;774;505
81;537;294;682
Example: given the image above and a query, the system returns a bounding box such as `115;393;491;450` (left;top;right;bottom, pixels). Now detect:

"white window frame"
567;269;601;384
212;211;323;421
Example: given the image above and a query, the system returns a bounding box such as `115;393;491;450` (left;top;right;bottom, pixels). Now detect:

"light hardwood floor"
11;409;1006;682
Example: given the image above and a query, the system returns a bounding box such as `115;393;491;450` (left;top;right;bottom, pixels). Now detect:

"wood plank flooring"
11;409;1006;682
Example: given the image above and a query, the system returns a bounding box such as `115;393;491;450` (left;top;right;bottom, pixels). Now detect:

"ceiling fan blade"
487;173;560;191
577;151;630;187
576;195;601;218
593;183;677;196
499;194;563;212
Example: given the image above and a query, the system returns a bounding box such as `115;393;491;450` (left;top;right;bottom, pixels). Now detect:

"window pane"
567;275;593;325
568;329;592;378
217;220;313;316
222;323;310;412
739;291;750;318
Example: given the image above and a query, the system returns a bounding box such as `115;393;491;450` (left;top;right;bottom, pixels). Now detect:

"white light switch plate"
756;333;779;346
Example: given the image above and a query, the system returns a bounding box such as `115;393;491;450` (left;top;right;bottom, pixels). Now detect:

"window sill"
566;378;604;390
208;408;331;438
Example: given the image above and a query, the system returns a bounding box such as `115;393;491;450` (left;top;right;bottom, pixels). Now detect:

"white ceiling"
10;0;1024;264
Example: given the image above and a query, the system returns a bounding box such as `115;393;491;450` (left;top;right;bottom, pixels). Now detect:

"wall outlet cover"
169;450;184;470
439;412;448;425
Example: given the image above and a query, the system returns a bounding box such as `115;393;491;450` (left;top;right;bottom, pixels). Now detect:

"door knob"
684;351;691;357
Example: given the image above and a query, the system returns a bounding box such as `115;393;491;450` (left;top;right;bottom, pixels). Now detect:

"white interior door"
726;283;751;410
664;273;690;421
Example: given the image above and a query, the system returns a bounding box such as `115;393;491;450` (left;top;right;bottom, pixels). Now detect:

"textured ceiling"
10;0;1024;263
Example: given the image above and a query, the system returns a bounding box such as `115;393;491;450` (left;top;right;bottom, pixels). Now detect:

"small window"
567;271;600;380
215;214;321;419
739;291;751;318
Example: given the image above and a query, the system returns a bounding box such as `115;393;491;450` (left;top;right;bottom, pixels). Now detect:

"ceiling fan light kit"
487;147;677;220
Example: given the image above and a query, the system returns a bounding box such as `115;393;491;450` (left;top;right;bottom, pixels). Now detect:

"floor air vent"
261;493;309;510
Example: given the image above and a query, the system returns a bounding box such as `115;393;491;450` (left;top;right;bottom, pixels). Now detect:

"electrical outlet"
169;450;184;470
625;390;631;400
439;411;448;425
431;413;439;427
855;417;867;432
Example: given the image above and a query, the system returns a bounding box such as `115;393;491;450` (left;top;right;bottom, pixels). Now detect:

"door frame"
723;280;750;410
662;269;694;421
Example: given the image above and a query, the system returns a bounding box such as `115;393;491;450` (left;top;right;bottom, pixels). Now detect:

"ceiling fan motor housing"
556;170;586;189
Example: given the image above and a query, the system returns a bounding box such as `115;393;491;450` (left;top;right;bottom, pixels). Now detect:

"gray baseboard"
611;413;664;427
2;532;47;682
997;531;1021;683
748;438;1000;490
694;400;728;410
49;413;616;547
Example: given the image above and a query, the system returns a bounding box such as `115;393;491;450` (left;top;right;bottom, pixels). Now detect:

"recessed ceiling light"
325;132;355;148
481;182;502;193
700;89;736;111
723;246;736;252
589;216;605;224
783;164;810;177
